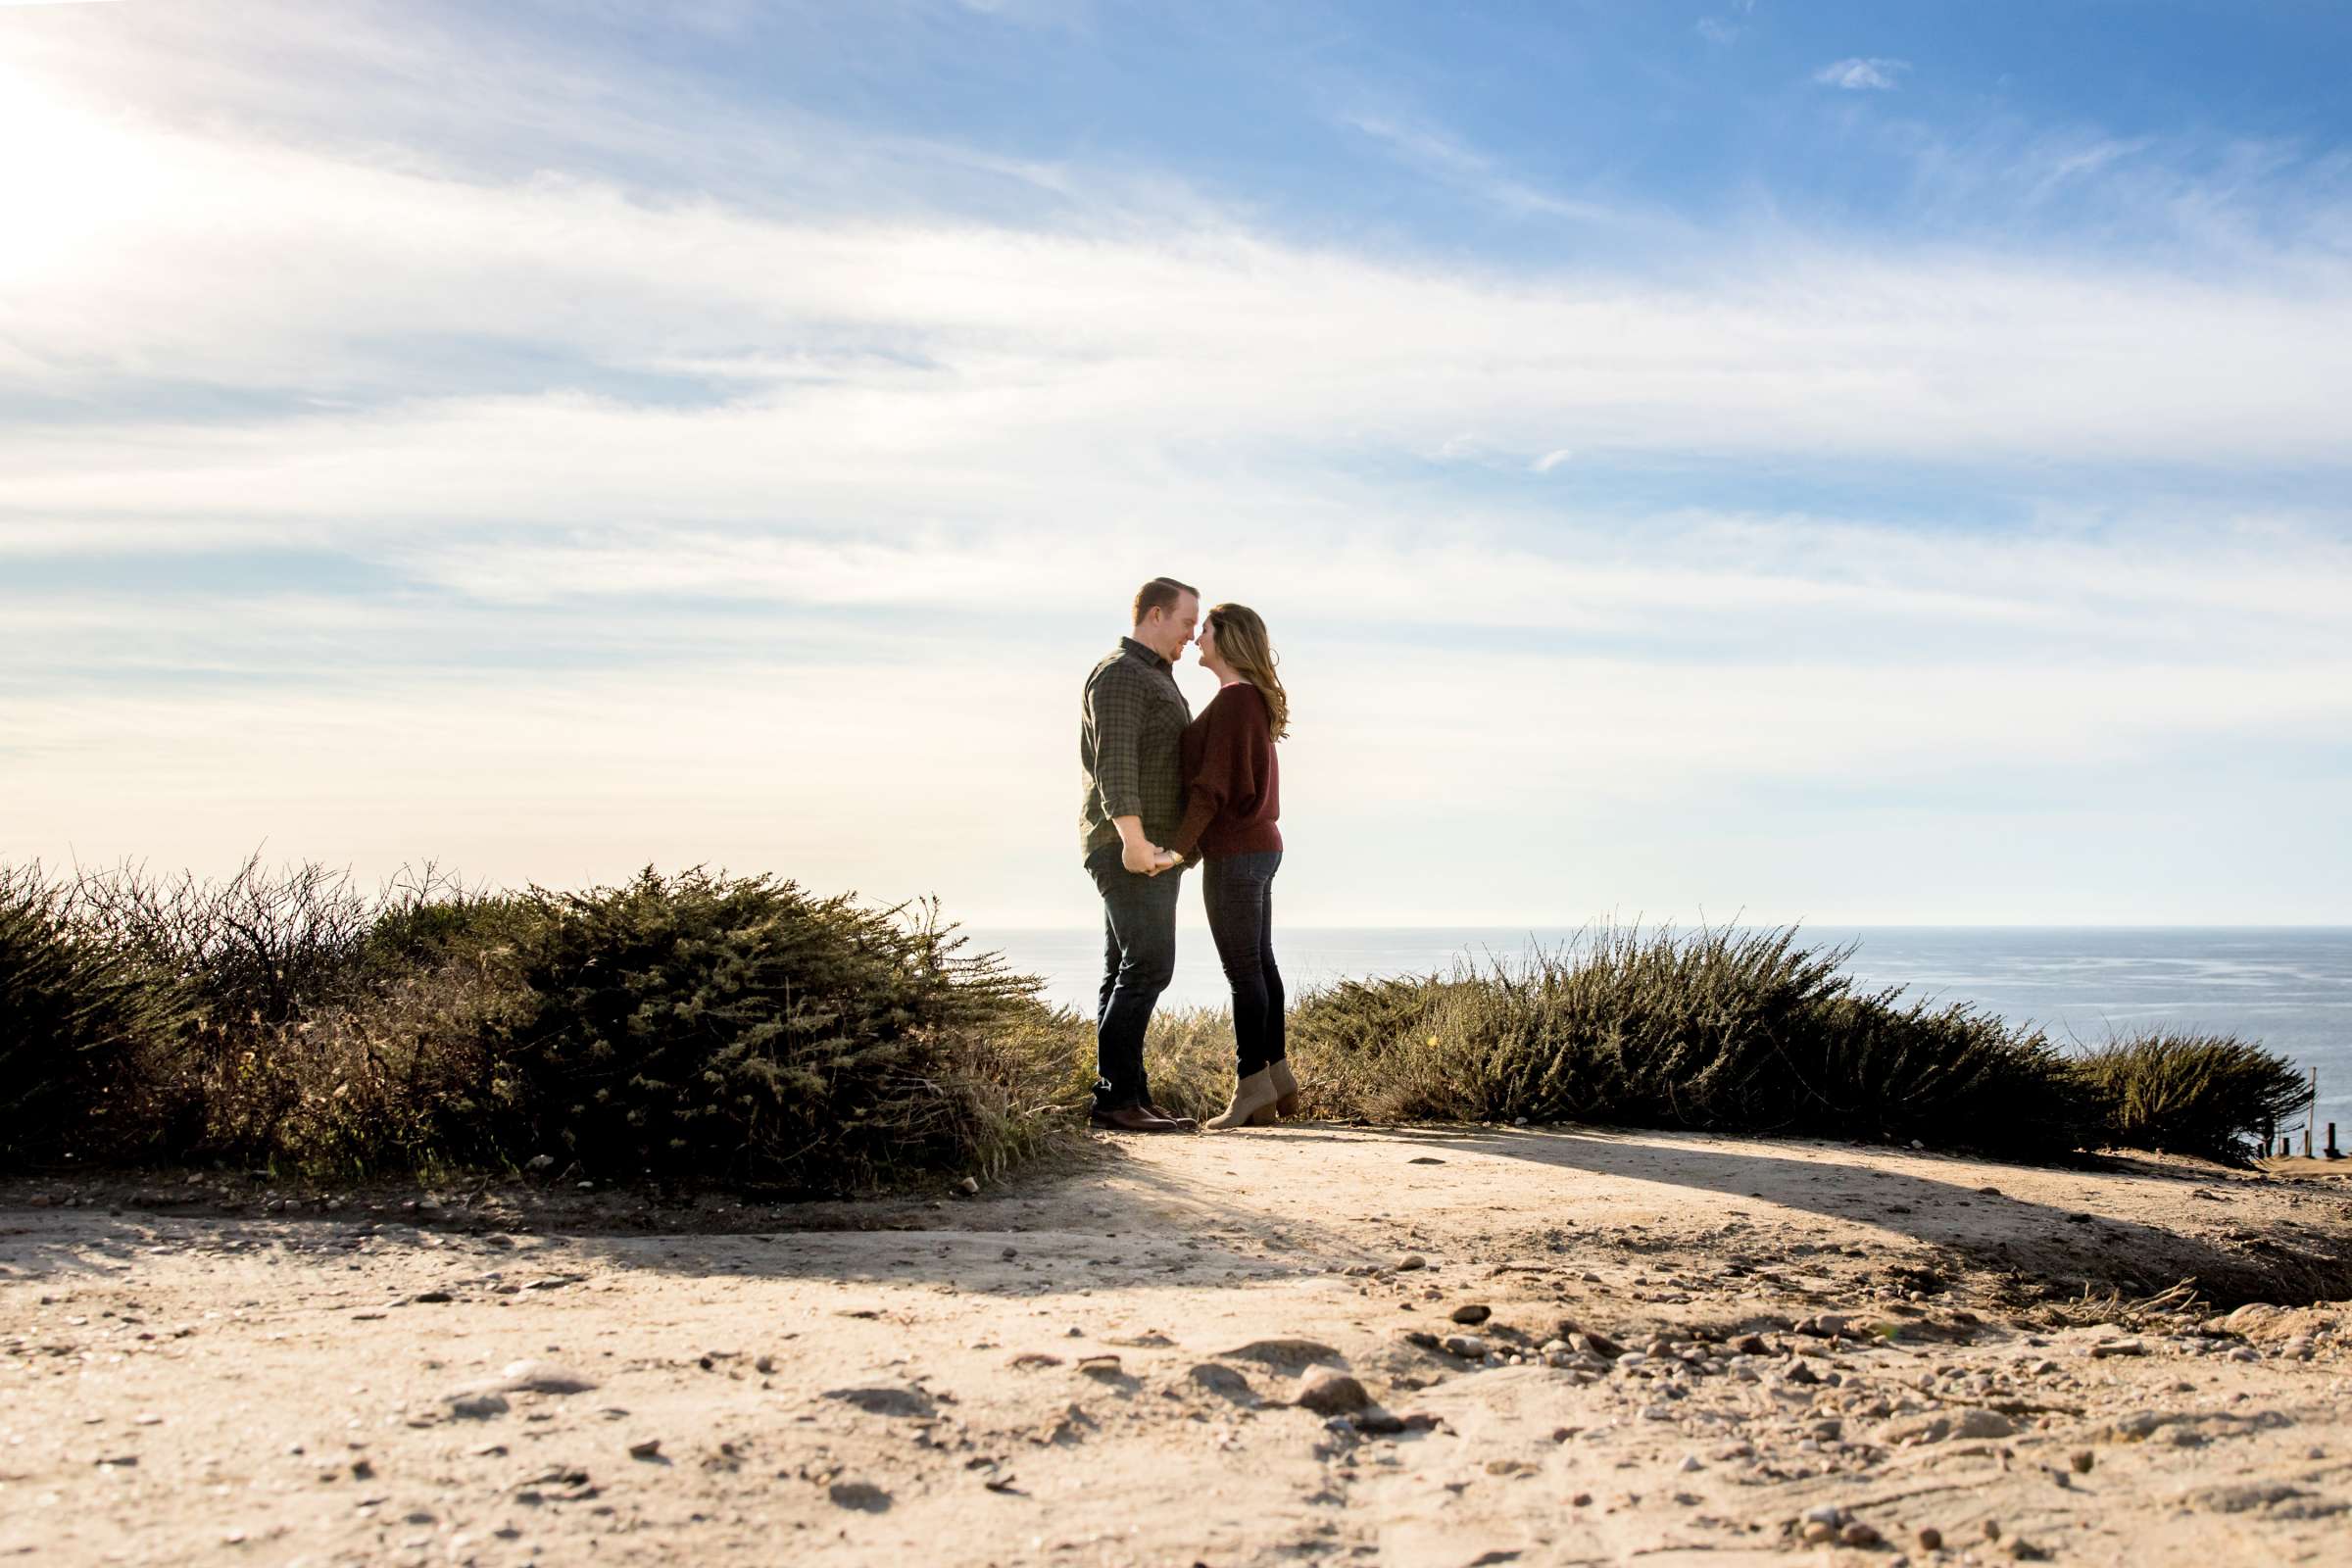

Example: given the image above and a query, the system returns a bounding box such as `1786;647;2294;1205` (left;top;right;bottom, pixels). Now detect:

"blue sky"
3;0;2349;925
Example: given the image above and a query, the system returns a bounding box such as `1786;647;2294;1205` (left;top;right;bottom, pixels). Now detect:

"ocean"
969;926;2352;1141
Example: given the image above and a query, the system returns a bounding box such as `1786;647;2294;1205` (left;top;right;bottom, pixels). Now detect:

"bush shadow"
1368;1123;2352;1306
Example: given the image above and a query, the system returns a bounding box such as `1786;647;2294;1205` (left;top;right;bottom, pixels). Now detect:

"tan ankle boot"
1267;1058;1301;1117
1205;1069;1279;1130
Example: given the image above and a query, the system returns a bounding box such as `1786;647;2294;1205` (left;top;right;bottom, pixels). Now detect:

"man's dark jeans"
1088;842;1185;1112
1202;850;1284;1078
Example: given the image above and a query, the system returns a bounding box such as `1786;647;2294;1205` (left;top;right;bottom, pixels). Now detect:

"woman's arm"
1167;693;1238;857
1168;690;1266;858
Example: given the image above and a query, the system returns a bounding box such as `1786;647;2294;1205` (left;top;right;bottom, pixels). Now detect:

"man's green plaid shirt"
1079;637;1193;859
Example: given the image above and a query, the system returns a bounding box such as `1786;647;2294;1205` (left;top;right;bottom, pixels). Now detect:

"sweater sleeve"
1087;663;1148;822
1169;692;1260;857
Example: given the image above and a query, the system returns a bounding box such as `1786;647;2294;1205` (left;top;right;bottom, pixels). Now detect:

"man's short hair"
1132;576;1199;625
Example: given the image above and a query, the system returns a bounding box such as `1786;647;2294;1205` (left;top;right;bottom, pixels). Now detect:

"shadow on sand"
5;1126;2348;1304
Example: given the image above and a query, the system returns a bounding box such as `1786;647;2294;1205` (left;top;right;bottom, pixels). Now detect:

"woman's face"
1194;616;1219;665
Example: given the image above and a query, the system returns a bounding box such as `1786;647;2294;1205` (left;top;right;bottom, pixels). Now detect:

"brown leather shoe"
1089;1104;1185;1133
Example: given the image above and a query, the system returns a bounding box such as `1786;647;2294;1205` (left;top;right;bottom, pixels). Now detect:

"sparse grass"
0;863;2313;1182
1138;1008;1248;1122
994;1003;1245;1125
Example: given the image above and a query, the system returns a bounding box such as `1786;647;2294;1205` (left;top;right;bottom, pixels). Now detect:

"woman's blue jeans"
1202;850;1285;1078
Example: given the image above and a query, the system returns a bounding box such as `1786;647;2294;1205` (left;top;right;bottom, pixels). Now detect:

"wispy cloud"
1815;57;1909;91
1695;2;1755;47
1335;109;1633;225
368;515;2352;650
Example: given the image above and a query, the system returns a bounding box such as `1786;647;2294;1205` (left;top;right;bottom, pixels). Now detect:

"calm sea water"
970;926;2352;1140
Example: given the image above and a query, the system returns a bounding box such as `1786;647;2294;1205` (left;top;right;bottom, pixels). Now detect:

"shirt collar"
1120;635;1171;671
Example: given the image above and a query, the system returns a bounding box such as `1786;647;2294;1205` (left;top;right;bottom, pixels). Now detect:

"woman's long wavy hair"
1207;602;1290;741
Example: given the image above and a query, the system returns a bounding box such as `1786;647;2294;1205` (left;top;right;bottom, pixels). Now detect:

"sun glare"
0;63;163;287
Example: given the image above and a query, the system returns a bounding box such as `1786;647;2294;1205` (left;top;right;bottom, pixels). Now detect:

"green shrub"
1803;991;2100;1157
1287;926;2101;1158
2073;1032;2309;1164
4;859;2316;1184
358;873;543;975
492;868;1051;1188
180;956;531;1179
0;865;182;1165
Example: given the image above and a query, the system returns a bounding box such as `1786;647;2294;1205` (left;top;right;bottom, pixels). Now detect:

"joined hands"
1121;840;1185;877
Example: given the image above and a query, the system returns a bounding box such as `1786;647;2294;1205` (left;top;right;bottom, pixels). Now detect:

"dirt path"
5;1125;2350;1567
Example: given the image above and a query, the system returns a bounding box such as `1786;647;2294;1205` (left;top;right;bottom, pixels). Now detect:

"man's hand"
1114;815;1181;875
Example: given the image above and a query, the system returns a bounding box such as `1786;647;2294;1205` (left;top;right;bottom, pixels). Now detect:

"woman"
1166;602;1296;1130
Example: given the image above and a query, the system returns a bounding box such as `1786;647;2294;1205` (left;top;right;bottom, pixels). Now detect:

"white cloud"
1815;58;1909;91
3;38;2347;534
4;11;2349;923
1;46;2344;564
4;144;2349;547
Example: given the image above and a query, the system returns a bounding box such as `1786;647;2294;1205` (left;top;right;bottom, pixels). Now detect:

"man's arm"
1089;666;1167;873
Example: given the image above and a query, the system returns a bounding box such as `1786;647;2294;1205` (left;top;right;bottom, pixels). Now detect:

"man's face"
1141;593;1199;662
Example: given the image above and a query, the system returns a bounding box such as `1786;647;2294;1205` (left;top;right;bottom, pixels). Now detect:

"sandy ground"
5;1124;2351;1568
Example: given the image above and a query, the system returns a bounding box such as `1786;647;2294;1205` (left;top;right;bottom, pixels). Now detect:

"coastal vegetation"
2071;1031;2313;1165
0;858;2315;1186
1277;928;2102;1158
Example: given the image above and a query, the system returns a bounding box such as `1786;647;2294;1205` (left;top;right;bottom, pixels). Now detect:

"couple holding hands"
1078;576;1295;1133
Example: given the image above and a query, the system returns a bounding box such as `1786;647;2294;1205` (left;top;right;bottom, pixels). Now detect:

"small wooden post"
2305;1068;2319;1158
2279;1136;2293;1158
2329;1122;2341;1159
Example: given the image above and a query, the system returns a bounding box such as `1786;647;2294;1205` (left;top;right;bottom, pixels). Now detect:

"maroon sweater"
1170;683;1283;859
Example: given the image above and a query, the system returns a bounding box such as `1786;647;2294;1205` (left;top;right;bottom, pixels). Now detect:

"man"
1079;575;1200;1132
